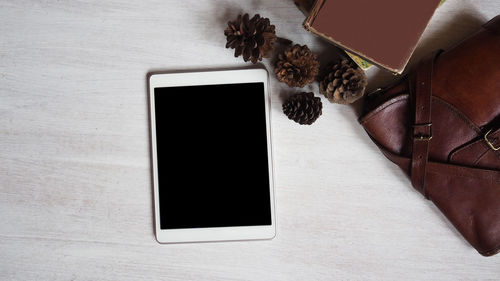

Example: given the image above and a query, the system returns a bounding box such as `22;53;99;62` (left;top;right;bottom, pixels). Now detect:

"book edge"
303;0;326;29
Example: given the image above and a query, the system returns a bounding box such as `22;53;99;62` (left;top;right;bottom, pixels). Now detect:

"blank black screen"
154;82;271;229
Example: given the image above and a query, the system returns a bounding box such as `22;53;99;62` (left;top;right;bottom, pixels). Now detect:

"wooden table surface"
1;0;500;280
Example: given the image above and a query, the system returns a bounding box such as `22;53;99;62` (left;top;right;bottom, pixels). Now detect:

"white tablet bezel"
149;68;276;243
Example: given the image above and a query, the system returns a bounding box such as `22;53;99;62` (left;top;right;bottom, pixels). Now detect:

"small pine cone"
275;44;319;88
319;59;368;104
283;92;322;125
224;13;277;64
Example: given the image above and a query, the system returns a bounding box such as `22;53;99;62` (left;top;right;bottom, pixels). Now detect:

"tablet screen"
154;82;272;229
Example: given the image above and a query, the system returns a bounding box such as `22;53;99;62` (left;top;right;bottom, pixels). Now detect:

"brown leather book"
304;0;442;74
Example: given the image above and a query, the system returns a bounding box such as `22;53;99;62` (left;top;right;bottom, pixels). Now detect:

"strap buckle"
413;123;433;141
484;129;500;151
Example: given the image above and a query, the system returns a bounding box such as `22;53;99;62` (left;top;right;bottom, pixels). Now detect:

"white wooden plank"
1;0;500;280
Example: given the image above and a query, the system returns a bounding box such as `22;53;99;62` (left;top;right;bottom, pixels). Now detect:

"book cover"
304;0;442;74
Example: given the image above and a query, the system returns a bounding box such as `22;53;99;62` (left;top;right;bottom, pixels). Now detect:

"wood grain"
1;0;499;280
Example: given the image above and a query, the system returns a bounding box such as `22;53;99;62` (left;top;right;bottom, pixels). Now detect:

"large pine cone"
283;92;322;125
275;44;319;88
319;59;368;104
224;14;277;64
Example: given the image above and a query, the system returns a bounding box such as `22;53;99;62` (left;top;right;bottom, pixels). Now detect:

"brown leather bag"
359;15;500;256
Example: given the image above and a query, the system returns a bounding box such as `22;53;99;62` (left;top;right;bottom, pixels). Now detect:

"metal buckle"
484;129;500;151
413;123;433;141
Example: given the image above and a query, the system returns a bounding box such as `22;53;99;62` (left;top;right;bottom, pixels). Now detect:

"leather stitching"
374;139;500;183
448;138;487;164
482;244;500;256
362;94;481;135
358;94;409;124
432;96;481;134
427;167;500;182
448;129;500;164
473;145;492;165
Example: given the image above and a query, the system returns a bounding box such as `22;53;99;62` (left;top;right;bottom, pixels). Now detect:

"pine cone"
275;44;319;88
283;92;322;125
319;59;368;104
224;14;277;64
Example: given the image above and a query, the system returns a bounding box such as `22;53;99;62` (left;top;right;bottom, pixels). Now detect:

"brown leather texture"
359;15;500;256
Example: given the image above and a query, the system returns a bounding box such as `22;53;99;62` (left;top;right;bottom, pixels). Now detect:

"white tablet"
149;69;276;243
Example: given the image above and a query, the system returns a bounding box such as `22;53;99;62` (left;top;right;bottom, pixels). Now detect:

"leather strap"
377;143;500;184
410;53;439;197
450;127;500;165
